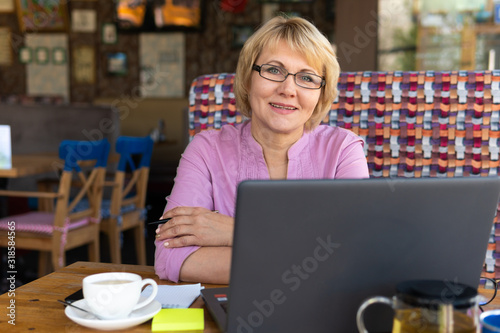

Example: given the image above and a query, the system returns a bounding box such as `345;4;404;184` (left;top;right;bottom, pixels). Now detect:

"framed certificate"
71;9;97;33
73;45;95;84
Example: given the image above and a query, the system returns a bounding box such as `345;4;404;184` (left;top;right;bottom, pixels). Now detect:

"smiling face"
249;40;322;141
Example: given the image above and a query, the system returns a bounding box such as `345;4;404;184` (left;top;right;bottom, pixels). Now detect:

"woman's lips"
270;102;297;114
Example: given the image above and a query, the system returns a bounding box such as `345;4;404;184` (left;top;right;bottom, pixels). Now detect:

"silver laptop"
202;177;500;332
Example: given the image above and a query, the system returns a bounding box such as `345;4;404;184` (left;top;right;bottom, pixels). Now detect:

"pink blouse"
154;121;369;282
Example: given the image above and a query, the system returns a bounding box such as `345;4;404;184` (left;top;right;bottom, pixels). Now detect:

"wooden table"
0;153;119;216
0;152;120;178
0;261;225;332
1;261;499;332
0;153;61;178
0;153;63;216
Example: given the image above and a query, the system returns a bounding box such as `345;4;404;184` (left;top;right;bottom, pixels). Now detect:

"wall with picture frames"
0;0;342;104
0;0;378;167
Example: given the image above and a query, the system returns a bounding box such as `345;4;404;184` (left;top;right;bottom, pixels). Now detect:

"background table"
0;153;61;178
0;153;119;215
0;153;61;217
0;261;225;332
1;153;120;178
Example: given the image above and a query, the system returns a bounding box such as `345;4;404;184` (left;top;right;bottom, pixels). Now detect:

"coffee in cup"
83;272;158;320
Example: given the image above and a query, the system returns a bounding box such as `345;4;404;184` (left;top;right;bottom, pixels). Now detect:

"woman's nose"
278;75;297;95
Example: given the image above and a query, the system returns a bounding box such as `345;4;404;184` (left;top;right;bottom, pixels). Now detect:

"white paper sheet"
141;283;203;309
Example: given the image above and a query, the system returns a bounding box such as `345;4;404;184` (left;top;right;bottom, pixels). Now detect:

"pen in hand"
148;218;172;226
148;210;219;226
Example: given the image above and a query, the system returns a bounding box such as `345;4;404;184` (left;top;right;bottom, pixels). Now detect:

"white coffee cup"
82;272;158;320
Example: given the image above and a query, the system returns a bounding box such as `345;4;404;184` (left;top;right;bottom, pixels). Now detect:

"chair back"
111;136;154;215
188;73;239;139
188;71;500;178
188;71;500;282
56;139;110;225
116;136;154;171
60;139;110;171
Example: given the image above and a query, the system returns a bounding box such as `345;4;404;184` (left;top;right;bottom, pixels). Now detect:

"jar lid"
396;280;477;309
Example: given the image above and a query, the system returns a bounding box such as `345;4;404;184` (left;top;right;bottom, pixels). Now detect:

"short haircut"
234;15;340;131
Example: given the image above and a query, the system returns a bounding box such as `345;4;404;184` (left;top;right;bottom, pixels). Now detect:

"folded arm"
179;246;232;284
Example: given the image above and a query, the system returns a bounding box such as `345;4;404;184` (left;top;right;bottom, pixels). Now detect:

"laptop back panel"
226;177;500;333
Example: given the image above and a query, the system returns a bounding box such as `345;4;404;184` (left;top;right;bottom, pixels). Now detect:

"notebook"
201;177;500;332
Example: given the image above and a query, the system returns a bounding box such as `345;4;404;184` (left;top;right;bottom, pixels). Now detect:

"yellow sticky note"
151;308;204;332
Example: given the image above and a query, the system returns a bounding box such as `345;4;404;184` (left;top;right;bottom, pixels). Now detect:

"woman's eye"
299;74;314;82
266;66;281;75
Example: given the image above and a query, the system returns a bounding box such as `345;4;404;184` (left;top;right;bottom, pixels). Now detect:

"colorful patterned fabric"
189;70;500;280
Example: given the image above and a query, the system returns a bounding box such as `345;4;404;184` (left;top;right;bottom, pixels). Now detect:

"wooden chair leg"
133;221;147;265
38;251;51;277
51;250;65;272
88;227;100;263
107;223;122;264
51;231;65;272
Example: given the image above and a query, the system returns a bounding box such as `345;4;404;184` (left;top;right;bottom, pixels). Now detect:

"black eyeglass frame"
252;64;325;90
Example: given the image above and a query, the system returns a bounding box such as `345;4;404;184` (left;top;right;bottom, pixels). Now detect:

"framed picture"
52;47;66;65
35;47;49;65
0;27;12;66
231;25;254;48
71;9;97;33
0;0;15;13
106;52;127;76
19;47;32;64
102;23;118;44
115;0;204;32
15;0;69;32
73;46;95;84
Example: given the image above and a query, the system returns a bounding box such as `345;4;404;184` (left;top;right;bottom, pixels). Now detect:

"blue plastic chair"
100;136;153;264
0;139;110;276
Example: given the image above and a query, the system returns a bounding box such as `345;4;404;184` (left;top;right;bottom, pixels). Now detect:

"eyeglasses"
252;64;325;90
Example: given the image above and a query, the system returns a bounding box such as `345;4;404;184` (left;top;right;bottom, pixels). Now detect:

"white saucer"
64;298;161;331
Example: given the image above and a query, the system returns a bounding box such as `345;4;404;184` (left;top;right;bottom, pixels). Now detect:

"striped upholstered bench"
188;71;500;282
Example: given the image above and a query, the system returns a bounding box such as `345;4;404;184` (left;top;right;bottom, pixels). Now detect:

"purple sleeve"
154;134;216;282
154;239;199;282
336;137;370;179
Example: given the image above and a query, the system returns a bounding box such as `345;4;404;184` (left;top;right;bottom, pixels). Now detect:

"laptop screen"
219;177;500;332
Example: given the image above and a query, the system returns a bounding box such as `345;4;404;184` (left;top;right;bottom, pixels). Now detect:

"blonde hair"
234;15;340;131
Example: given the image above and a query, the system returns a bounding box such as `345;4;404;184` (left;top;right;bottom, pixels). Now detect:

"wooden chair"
0;139;110;276
99;136;153;265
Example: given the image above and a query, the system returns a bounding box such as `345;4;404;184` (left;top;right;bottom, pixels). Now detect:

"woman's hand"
155;207;234;248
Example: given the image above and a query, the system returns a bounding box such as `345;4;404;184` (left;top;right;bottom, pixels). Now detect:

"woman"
154;15;369;284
